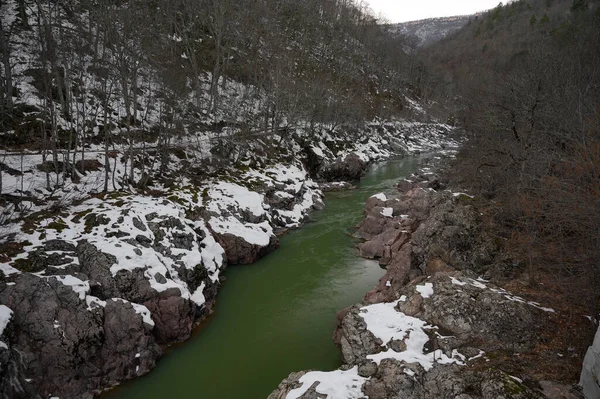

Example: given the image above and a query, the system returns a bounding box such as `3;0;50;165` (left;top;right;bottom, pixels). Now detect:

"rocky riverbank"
0;122;459;398
270;158;586;399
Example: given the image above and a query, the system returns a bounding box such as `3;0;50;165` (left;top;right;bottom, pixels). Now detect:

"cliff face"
387;14;481;47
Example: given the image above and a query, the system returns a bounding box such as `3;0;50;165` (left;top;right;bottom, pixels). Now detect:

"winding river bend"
106;155;427;399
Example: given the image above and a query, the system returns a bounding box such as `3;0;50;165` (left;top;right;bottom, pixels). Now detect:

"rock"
358;362;378;378
267;371;308;399
144;290;194;344
365;364;545;399
320;153;367;182
213;232;279;265
539;381;582;399
77;241;120;298
113;268;155;303
357;230;409;260
132;216;147;231
397;273;541;352
43;239;76;252
319;181;356;192
334;305;382;364
0;274;161;399
135;234;153;248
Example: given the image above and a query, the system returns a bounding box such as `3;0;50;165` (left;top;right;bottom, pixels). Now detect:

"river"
105;155;427;399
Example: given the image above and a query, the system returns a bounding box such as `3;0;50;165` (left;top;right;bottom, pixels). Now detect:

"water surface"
106;156;425;399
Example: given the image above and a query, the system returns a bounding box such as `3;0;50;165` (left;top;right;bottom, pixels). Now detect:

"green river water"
106;155;426;399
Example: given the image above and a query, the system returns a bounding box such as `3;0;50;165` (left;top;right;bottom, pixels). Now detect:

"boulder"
320;153;367;182
0;274;161;399
213;231;279;265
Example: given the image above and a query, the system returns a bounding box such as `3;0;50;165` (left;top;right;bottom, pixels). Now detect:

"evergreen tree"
571;0;588;12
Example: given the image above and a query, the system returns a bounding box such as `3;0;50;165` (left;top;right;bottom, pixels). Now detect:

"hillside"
387;14;482;47
421;0;600;391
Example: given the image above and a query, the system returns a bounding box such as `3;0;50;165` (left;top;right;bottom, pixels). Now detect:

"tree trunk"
0;18;14;113
18;0;28;28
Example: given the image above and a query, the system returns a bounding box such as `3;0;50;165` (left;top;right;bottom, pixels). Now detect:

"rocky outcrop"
363;363;545;399
0;273;161;399
319;153;368;182
270;164;567;399
0;162;325;398
212;231;279;265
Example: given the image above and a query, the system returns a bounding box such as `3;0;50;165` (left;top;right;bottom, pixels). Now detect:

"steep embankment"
0;121;458;398
270;158;585;399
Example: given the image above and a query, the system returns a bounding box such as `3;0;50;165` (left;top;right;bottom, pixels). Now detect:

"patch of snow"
0;305;13;349
190;282;206;307
468;279;487;289
0;305;13;336
450;277;468;286
415;282;434;298
86;296;107;311
311;145;324;157
360;300;463;370
381;207;393;218
285;366;367;399
52;275;90;300
112;299;154;327
371;193;387;201
468;350;486;361
209;217;273;246
452;192;474;198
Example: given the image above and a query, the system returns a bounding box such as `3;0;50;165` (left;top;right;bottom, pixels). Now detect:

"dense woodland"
424;0;600;313
0;0;416;192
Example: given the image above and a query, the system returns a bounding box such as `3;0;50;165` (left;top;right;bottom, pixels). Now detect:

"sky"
362;0;503;23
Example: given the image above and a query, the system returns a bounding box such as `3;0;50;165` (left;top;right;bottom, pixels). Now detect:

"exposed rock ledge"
270;167;580;399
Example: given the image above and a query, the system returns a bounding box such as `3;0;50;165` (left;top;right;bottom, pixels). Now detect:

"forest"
424;0;600;314
0;0;421;194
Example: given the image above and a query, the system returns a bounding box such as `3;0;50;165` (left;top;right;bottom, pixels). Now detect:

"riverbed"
105;155;427;399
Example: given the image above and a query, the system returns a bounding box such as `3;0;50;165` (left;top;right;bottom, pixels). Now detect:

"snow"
381;207;394;218
86;296;107;311
371;193;387;201
311;145;324;157
52;275;90;300
451;276;556;313
191;282;206;307
0;305;13;349
113;299;154;327
0;305;13;336
207;182;267;218
360;300;463;370
360;300;415;346
452;192;474;198
450;277;468;286
285;366;367;399
415;282;434;298
509;375;523;383
209;217;273;246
